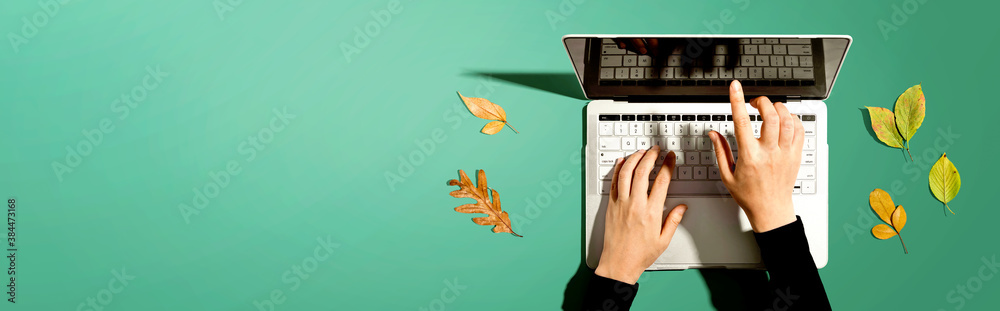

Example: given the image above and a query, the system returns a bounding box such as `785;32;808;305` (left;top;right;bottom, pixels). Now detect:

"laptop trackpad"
655;197;761;268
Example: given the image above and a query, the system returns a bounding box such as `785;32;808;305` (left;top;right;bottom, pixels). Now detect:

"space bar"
666;181;731;195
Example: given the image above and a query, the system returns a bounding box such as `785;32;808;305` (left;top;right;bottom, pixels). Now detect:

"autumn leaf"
865;106;908;156
869;188;908;254
894;84;925;144
929;153;961;215
447;169;522;237
457;92;518;135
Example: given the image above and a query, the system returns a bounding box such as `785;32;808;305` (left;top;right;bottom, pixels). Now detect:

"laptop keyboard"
598;38;816;87
597;113;818;196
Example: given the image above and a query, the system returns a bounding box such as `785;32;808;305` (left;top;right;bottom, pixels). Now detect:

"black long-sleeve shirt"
582;217;830;310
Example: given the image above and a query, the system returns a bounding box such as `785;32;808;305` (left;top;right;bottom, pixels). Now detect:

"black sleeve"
581;273;639;311
753;216;831;310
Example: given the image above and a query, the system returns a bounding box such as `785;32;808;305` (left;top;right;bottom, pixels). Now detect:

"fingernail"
639;47;647;54
731;80;742;92
676;205;688;214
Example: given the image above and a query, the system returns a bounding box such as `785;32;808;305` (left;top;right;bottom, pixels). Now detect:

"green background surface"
2;0;998;310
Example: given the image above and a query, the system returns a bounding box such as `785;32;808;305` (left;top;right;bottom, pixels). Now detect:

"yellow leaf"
480;121;505;135
891;205;906;232
865;106;905;149
894;84;925;142
447;169;522;237
872;224;897;239
929;153;961;215
457;92;518;134
869;188;895;225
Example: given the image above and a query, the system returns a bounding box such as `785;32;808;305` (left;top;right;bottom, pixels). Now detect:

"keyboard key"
705;122;719;133
709;167;722;180
601;55;623;67
682;137;697;151
615;68;629;79
652;115;666;121
643;68;656;79
698;137;712;150
659;67;674;79
785;56;799;67
780;38;811;44
799;56;813;67
751;38;764;44
793;68;813;79
630;68;643;79
743;45;757;54
778;68;792;79
734;67;748;79
599;115;621;121
665;137;681;150
645;123;657;135
678;167;692;180
802;151;816;165
693;167;707;180
773;45;787;55
674;151;685;165
622;115;636;121
793;180;802;194
691;123;704;136
599;123;613;135
803;122;816;135
738;38;751;44
637;137;651;149
622;137;636;150
675;123;688;136
787;45;812;55
701;151;715;164
715;45;727;54
602;45;627;55
623;55;637;66
630;122;642;135
797;166;816;179
638;55;652;66
759;45;773;54
756;55;770;66
637;115;651;121
764;68;777;79
614;122;628;135
749;67;762;79
720;68;733;79
601;180;612;194
599;151;623;165
667;115;681;121
741;56;754;66
765;38;779;44
599;165;614;180
804;137;815;150
659;123;673;136
667;55;681;66
600;68;615;79
705;67;718;79
599;137;620;150
686;152;700;164
770;56;784;67
721;123;733;135
691;68;704;79
802;180;816;194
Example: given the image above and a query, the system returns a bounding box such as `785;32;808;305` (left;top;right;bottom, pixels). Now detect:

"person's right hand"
708;80;804;233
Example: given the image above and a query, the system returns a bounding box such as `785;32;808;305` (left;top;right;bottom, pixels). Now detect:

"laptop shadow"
464;72;586;100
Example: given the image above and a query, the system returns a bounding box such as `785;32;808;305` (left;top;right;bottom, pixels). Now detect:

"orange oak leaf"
457;92;518;135
447;169;521;237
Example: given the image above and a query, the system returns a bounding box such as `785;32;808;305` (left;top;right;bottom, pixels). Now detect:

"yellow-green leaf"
865;106;904;148
869;188;896;224
929;153;961;214
894;84;925;142
872;224;897;239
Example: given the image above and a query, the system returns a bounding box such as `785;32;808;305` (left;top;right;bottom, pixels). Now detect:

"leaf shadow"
463;71;586;100
858;108;908;160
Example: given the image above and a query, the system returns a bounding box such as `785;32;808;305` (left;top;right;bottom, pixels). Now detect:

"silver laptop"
566;35;852;270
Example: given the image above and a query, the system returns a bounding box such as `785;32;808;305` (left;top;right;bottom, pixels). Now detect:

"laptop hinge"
786;96;801;103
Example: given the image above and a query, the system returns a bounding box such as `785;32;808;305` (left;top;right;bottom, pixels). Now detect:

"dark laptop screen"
563;36;851;101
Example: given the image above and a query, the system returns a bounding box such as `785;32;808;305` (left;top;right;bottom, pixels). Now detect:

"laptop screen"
563;35;851;101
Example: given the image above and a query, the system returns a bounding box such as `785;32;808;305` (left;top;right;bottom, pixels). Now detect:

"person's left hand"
595;146;688;284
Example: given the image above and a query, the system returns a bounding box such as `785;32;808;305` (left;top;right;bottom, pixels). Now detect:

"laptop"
565;35;852;270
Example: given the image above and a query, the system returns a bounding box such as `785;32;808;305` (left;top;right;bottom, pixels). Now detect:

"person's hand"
708;80;803;233
595;146;688;284
612;38;658;55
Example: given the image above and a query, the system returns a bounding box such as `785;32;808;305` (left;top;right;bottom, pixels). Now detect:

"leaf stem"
897;231;908;254
946;203;955;215
905;146;913;161
505;122;519;134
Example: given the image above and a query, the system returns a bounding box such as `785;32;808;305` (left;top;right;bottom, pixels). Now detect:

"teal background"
2;0;998;310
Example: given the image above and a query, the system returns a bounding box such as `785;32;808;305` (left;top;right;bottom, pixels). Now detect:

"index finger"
729;80;753;145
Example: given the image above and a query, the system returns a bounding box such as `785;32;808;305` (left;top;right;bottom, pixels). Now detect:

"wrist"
747;200;796;233
595;262;642;284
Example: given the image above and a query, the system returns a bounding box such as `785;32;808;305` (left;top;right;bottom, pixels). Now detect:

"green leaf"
865;106;905;148
894;84;926;142
929;153;961;214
